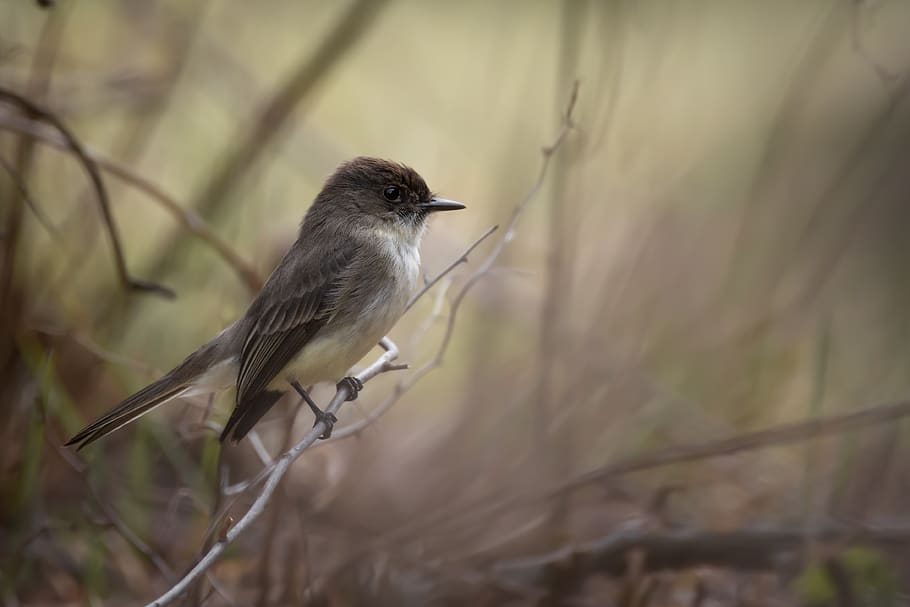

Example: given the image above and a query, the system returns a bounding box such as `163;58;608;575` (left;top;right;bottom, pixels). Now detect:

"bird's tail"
65;341;223;450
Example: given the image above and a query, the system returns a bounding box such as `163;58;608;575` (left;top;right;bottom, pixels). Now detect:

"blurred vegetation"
2;0;910;605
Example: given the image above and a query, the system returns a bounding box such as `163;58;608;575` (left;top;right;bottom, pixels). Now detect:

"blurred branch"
143;0;390;291
437;397;910;540
0;113;263;291
0;87;175;298
146;338;401;607
32;382;176;582
0;153;58;237
0;7;66;369
850;0;902;86
491;524;910;601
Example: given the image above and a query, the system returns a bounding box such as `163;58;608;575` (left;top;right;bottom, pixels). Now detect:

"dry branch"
0;113;263;292
492;524;910;600
0;87;174;298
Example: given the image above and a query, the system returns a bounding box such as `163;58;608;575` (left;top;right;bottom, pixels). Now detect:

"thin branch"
405;224;498;310
34;384;176;581
319;226;498;443
145;338;401;607
0;87;174;298
0;153;58;237
0;113;263;292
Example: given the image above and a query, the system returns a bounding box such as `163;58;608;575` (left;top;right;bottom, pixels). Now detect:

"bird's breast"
273;236;420;387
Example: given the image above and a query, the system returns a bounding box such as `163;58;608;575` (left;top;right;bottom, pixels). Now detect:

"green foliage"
793;548;900;607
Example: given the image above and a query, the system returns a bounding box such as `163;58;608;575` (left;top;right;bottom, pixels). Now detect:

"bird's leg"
290;380;336;439
337;376;363;401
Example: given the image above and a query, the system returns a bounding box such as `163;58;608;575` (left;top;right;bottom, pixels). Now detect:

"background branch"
0;114;263;291
492;524;910;600
0;87;174;298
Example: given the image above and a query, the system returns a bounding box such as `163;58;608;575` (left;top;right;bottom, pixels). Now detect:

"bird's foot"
337;376;363;401
290;379;336;439
311;408;338;440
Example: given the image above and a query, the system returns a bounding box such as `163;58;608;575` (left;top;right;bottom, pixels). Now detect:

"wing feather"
225;242;359;441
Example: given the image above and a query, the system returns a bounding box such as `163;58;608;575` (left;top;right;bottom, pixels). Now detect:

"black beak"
418;197;466;212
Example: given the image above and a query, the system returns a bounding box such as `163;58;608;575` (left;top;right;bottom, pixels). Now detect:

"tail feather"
65;376;190;450
65;338;227;450
220;389;284;444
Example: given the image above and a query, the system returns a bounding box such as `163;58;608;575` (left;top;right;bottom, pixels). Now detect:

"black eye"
383;186;401;202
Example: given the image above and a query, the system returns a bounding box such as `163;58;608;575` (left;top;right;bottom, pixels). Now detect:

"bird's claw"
337;376;363;401
312;410;338;439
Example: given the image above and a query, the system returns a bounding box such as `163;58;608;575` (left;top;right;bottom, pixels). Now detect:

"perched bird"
66;157;464;449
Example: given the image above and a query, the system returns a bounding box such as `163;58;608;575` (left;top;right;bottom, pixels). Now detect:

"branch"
145;338;401;607
0;87;175;298
0;153;58;238
422;398;910;546
406;224;498;311
0;112;263;292
491;524;910;600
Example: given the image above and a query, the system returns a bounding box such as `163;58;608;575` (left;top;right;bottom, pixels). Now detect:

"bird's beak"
418;197;466;212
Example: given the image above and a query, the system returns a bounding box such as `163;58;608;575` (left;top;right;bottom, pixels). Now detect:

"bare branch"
405;225;498;310
0;87;175;298
0;153;58;237
145;338;401;607
491;524;910;600
0;113;263;292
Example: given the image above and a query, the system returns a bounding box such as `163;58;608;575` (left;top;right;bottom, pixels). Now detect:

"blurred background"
3;1;910;605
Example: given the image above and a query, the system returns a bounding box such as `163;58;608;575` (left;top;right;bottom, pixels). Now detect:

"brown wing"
220;242;359;441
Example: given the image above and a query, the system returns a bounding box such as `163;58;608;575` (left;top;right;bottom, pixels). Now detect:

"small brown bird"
66;157;464;449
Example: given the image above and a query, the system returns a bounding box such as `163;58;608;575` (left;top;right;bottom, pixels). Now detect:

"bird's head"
306;157;464;238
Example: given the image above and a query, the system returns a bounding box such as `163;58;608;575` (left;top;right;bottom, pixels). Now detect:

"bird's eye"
383;186;401;202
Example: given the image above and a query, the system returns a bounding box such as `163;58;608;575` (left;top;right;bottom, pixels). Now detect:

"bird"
66;157;464;449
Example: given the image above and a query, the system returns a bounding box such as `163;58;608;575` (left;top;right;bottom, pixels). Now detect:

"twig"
0;87;174;298
33;382;176;582
320;226;498;443
145;338;401;607
0;153;58;237
405;225;498;310
0;113;263;292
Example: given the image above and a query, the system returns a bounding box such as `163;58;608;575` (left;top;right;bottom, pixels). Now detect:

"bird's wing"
221;240;360;441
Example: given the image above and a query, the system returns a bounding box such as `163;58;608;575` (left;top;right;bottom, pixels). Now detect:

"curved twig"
0;111;263;291
0;87;174;298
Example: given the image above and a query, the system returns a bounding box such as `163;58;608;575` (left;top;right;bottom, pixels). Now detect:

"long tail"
65;342;222;450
